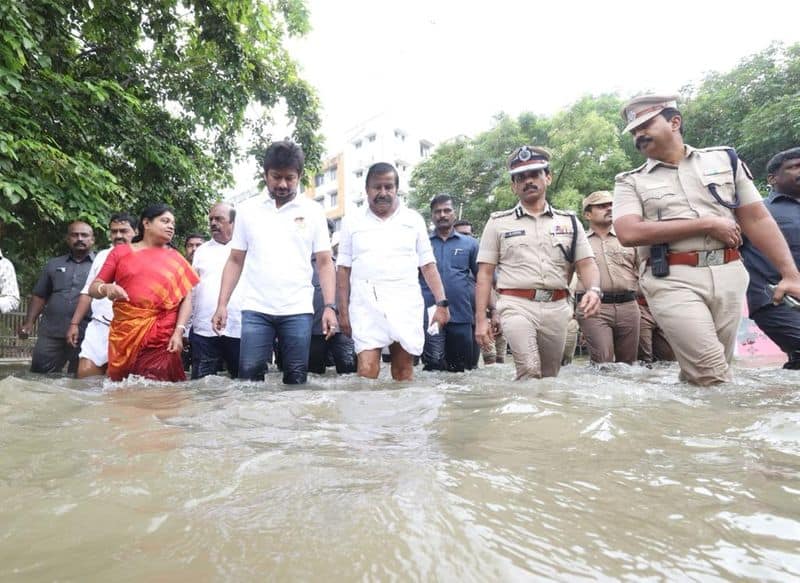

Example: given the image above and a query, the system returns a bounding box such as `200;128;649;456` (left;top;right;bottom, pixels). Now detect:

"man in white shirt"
212;141;338;385
337;162;450;381
0;245;20;314
67;212;137;378
191;202;242;378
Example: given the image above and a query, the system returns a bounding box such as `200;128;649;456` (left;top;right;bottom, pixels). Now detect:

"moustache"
635;136;653;150
112;238;126;244
374;195;392;203
524;185;539;192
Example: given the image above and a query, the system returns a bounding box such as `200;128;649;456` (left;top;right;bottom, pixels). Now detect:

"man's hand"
475;317;492;349
705;217;742;248
579;290;602;318
211;306;227;335
322;307;339;340
17;324;32;340
66;323;80;347
771;273;800;305
432;306;450;330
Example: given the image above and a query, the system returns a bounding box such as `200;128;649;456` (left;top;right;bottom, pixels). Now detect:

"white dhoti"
349;280;424;355
78;318;111;367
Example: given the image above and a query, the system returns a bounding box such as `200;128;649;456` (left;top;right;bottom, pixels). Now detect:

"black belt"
576;290;636;304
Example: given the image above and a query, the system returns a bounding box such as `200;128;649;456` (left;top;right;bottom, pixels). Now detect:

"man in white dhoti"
337;162;450;381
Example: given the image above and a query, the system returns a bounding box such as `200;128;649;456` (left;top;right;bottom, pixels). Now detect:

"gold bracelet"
97;283;106;296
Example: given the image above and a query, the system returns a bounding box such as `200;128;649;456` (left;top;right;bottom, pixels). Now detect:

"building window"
367;133;376;143
354;140;362;149
329;191;338;207
326;165;337;182
314;173;324;187
394;129;406;141
419;142;431;158
355;169;363;179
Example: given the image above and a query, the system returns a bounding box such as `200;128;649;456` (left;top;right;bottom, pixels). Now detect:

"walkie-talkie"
650;209;669;278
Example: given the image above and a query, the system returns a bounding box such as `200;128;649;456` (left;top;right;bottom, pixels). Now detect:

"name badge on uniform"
551;224;573;235
703;167;730;177
503;229;525;238
294;216;306;229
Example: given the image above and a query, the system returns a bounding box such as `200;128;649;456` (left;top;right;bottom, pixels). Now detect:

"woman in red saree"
89;204;199;381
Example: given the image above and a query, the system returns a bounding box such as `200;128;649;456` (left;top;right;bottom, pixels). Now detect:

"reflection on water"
1;361;799;581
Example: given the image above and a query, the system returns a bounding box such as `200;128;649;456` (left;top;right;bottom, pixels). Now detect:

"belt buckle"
698;249;723;267
533;289;553;302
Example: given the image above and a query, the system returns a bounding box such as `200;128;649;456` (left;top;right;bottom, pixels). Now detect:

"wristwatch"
324;303;339;314
588;286;604;299
435;299;450;308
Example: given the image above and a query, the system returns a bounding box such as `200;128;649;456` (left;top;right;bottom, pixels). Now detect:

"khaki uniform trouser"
640;261;747;385
638;303;675;363
562;317;579;365
498;294;571;379
481;332;507;363
577;300;640;364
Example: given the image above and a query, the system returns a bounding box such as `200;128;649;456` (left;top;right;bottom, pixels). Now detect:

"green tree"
0;0;321;288
682;42;800;186
410;95;634;233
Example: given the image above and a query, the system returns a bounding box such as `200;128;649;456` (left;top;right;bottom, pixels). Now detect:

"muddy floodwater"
1;360;799;581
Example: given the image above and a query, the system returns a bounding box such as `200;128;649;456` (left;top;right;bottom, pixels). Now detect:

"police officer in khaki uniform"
636;291;675;364
577;190;640;364
475;146;602;379
613;94;800;385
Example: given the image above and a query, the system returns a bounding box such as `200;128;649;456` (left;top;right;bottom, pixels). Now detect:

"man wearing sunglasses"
475;146;602;379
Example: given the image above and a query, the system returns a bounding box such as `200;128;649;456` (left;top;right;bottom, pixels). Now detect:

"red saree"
97;245;199;381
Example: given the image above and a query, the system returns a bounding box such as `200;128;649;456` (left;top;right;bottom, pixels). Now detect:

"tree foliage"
682;42;800;185
409;94;630;233
0;0;321;288
411;42;800;235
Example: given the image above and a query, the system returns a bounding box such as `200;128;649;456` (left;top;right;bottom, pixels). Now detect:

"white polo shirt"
191;239;243;337
231;194;331;315
337;204;435;283
80;247;113;324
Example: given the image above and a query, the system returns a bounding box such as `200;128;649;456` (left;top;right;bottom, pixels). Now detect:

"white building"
303;113;435;228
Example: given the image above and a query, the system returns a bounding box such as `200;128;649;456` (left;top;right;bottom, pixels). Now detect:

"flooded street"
1;361;799;581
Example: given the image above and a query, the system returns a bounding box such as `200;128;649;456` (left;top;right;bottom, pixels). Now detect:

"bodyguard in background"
741;147;800;369
420;194;479;372
18;221;95;373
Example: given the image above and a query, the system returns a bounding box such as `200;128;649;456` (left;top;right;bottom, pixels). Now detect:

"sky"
231;0;797;191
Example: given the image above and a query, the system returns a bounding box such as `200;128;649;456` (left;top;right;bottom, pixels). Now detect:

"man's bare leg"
357;348;382;379
76;357;105;379
389;342;414;381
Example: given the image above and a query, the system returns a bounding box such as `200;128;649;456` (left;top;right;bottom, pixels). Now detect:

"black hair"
132;203;174;243
365;162;399;189
263;140;305;175
453;219;472;228
766;147;800;175
108;212;137;230
429;194;454;210
184;232;206;246
659;107;684;135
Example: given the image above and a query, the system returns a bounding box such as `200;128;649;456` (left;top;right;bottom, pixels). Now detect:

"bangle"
97;283;106;296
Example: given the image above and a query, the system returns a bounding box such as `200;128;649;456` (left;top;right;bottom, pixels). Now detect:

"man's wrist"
435;299;449;308
324;303;338;315
587;286;604;299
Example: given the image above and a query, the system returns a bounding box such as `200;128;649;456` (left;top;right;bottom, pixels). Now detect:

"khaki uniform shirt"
478;202;594;290
613;145;762;262
577;229;638;293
